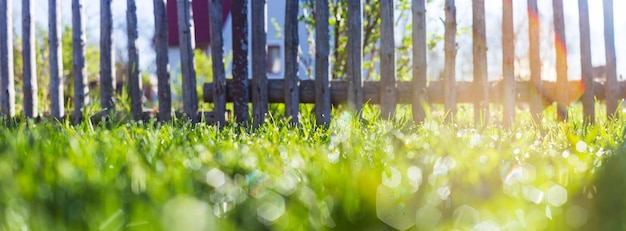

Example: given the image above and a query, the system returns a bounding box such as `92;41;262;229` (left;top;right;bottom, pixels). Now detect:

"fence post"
578;0;594;123
0;0;14;117
315;0;331;126
72;0;87;123
101;0;116;117
177;0;199;121
472;0;488;124
50;0;64;119
553;0;568;121
153;0;172;121
527;0;542;123
252;0;268;126
232;0;249;123
210;0;226;125
24;0;37;118
603;0;619;119
127;0;142;120
380;0;396;120
502;0;515;126
412;0;427;124
285;0;299;124
444;0;456;121
347;0;363;115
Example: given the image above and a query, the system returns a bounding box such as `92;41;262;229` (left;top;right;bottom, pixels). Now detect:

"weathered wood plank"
101;0;116;116
603;0;619;119
284;0;300;124
472;0;488;124
444;0;457;121
127;0;142;121
232;0;249;123
72;0;87;123
177;0;199;121
380;0;396;120
209;0;226;125
204;80;617;105
315;0;331;126
527;0;542;123
24;0;37;118
578;0;594;123
252;0;268;126
0;0;14;117
553;0;568;121
412;0;427;123
502;0;515;126
347;0;363;114
153;0;172;121
50;0;64;119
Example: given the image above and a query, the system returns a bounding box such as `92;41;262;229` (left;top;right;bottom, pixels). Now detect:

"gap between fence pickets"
204;79;624;105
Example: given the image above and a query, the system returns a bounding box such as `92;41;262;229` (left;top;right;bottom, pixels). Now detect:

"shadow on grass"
592;140;626;230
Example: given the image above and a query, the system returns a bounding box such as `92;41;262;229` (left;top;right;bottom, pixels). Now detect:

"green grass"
0;104;625;230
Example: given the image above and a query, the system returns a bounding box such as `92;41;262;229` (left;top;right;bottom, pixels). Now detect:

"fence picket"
0;0;14;117
603;0;619;119
210;0;226;125
24;0;37;118
177;0;199;121
127;0;142;121
528;0;542;123
232;0;249;123
315;0;331;126
101;0;115;117
153;0;172;121
72;0;87;123
252;0;268;126
444;0;456;121
50;0;64;119
347;0;363;115
553;0;568;121
380;0;396;120
412;0;427;124
473;0;488;124
285;0;299;124
578;0;594;123
502;0;515;126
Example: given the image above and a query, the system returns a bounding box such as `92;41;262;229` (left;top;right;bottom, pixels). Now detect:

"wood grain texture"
472;0;488;124
177;0;199;121
553;0;568;121
153;0;172;121
50;0;64;119
101;0;116;116
24;0;38;118
444;0;457;121
347;0;363;115
127;0;142;121
232;0;249;123
252;0;268;126
502;0;515;126
603;0;619;119
527;0;542;123
578;0;594;123
72;0;87;123
209;0;226;125
380;0;396;120
315;0;331;126
412;0;427;124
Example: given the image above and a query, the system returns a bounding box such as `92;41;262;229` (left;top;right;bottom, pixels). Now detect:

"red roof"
167;0;231;49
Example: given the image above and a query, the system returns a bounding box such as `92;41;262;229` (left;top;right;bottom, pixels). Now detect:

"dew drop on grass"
575;141;587;153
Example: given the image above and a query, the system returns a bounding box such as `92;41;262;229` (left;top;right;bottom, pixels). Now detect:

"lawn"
0;105;625;230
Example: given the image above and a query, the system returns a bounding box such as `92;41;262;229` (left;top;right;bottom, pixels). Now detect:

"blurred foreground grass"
0;105;626;230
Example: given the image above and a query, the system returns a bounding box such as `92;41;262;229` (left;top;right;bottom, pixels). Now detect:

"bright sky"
14;0;626;80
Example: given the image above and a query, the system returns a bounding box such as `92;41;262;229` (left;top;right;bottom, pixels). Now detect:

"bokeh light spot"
546;185;567;207
453;205;479;228
416;205;441;230
566;205;588;229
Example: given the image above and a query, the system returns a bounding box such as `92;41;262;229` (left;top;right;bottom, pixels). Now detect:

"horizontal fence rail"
0;0;621;125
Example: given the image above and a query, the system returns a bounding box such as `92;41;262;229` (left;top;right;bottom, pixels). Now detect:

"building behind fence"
1;0;622;126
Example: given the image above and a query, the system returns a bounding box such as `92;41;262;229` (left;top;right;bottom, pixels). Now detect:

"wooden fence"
0;0;622;126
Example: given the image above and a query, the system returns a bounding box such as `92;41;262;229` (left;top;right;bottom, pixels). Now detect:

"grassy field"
0;105;625;230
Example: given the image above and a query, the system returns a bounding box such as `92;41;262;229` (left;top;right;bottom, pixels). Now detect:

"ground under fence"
0;0;622;126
